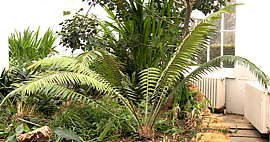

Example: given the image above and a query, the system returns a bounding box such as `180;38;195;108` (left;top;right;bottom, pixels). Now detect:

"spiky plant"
98;0;184;76
94;0;230;78
8;28;57;66
1;5;269;139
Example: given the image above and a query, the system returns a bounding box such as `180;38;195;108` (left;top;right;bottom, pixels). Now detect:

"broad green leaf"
15;124;24;135
6;135;17;142
53;127;82;142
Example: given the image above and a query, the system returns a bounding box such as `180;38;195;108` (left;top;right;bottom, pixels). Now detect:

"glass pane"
223;32;235;68
195;6;236;68
224;31;235;45
224;7;236;30
210;44;220;60
210;31;221;45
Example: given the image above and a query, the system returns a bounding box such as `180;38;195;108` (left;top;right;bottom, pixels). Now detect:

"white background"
1;0;270;76
235;0;270;76
0;0;106;71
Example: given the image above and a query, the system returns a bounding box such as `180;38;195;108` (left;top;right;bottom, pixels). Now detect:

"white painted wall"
225;78;245;114
235;0;270;76
226;0;270;115
244;82;270;133
0;0;107;71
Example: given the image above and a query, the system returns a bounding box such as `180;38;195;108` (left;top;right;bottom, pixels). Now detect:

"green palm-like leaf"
139;68;161;99
29;56;76;70
0;71;113;105
75;50;103;67
138;68;161;120
28;50;123;87
29;50;103;71
183;55;269;88
146;4;240;128
9;28;57;65
1;50;142;129
160;5;237;90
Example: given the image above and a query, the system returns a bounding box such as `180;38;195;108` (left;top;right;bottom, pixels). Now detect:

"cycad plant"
1;5;269;139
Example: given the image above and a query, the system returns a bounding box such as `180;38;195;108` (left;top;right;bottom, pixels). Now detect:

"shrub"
57;9;99;52
50;102;134;141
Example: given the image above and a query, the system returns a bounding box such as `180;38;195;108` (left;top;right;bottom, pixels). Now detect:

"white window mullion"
220;13;225;67
207;39;210;62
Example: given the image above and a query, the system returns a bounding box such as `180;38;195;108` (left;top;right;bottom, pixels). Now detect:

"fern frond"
138;68;161;101
88;51;124;87
2;81;121;119
35;72;112;93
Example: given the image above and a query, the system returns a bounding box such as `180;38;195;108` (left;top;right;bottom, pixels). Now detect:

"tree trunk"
182;0;193;37
138;125;155;139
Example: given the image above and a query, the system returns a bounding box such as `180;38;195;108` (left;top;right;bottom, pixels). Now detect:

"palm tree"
1;5;269;138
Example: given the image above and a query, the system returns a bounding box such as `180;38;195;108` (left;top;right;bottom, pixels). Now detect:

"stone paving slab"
221;114;269;142
225;122;254;130
230;137;268;142
230;129;262;138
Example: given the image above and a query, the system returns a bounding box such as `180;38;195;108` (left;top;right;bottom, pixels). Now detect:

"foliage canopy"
2;5;269;139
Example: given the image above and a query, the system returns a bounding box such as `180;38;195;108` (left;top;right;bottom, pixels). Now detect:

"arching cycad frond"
160;5;237;90
75;50;103;67
29;50;103;71
183;55;269;88
146;5;239;128
88;51;124;87
0;71;113;105
28;50;122;87
1;64;140;129
29;56;76;70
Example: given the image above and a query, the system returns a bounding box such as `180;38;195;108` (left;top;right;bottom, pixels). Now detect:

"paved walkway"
220;114;268;142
